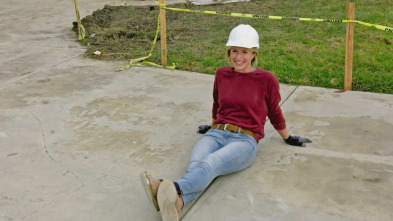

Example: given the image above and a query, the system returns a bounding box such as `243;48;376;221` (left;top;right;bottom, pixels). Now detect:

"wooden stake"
344;3;355;90
159;0;168;66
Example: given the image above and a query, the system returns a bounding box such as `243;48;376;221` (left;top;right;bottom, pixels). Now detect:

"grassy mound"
73;0;393;94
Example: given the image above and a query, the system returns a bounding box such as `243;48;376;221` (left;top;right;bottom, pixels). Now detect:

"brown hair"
226;47;259;66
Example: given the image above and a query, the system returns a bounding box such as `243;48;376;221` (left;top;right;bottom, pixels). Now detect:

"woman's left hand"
197;125;211;134
284;135;312;147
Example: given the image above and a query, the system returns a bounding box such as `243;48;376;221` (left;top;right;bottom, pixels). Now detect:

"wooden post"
344;3;355;90
159;0;168;66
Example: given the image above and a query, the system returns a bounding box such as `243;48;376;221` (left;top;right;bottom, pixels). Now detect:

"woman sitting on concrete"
140;24;311;221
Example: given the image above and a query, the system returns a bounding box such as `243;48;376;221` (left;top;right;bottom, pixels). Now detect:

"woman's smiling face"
229;46;256;73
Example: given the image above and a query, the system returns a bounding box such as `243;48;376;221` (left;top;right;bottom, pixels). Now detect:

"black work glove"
197;125;211;134
284;135;312;147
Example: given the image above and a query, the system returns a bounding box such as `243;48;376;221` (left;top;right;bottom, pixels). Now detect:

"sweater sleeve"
212;71;219;120
266;75;286;130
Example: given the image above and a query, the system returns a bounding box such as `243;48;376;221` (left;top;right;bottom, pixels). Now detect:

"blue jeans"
175;128;258;206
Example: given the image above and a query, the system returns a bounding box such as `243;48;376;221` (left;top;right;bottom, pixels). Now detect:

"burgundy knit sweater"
212;67;286;141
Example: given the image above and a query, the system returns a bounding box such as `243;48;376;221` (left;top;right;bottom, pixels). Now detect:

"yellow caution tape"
115;2;391;71
355;21;393;32
73;0;86;40
156;2;393;33
116;14;176;71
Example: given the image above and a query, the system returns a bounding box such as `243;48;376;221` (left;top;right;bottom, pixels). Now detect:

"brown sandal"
140;171;162;212
158;179;180;221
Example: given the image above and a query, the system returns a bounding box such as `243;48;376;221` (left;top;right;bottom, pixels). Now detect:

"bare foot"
147;173;162;199
176;196;183;214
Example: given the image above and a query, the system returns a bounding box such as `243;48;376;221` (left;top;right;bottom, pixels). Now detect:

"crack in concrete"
20;113;88;220
180;177;219;220
21;164;124;219
298;148;393;166
21;185;87;220
280;85;299;107
0;54;82;90
30;112;86;185
30;112;55;162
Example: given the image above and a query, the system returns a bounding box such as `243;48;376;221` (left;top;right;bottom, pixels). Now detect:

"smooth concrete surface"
1;1;392;221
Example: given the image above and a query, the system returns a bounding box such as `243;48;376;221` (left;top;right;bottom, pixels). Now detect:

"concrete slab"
0;0;185;86
1;0;393;221
184;87;393;221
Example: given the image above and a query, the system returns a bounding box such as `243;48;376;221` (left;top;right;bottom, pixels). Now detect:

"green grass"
73;0;393;94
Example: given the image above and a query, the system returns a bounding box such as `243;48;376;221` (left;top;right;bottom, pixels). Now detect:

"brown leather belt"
212;124;255;139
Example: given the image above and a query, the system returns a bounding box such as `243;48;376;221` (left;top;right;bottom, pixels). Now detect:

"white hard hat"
226;24;259;49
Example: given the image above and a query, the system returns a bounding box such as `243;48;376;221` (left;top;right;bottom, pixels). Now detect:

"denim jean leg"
187;129;223;171
175;129;223;205
176;129;257;206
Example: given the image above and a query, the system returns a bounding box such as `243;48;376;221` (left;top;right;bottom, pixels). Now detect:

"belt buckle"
223;124;229;131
